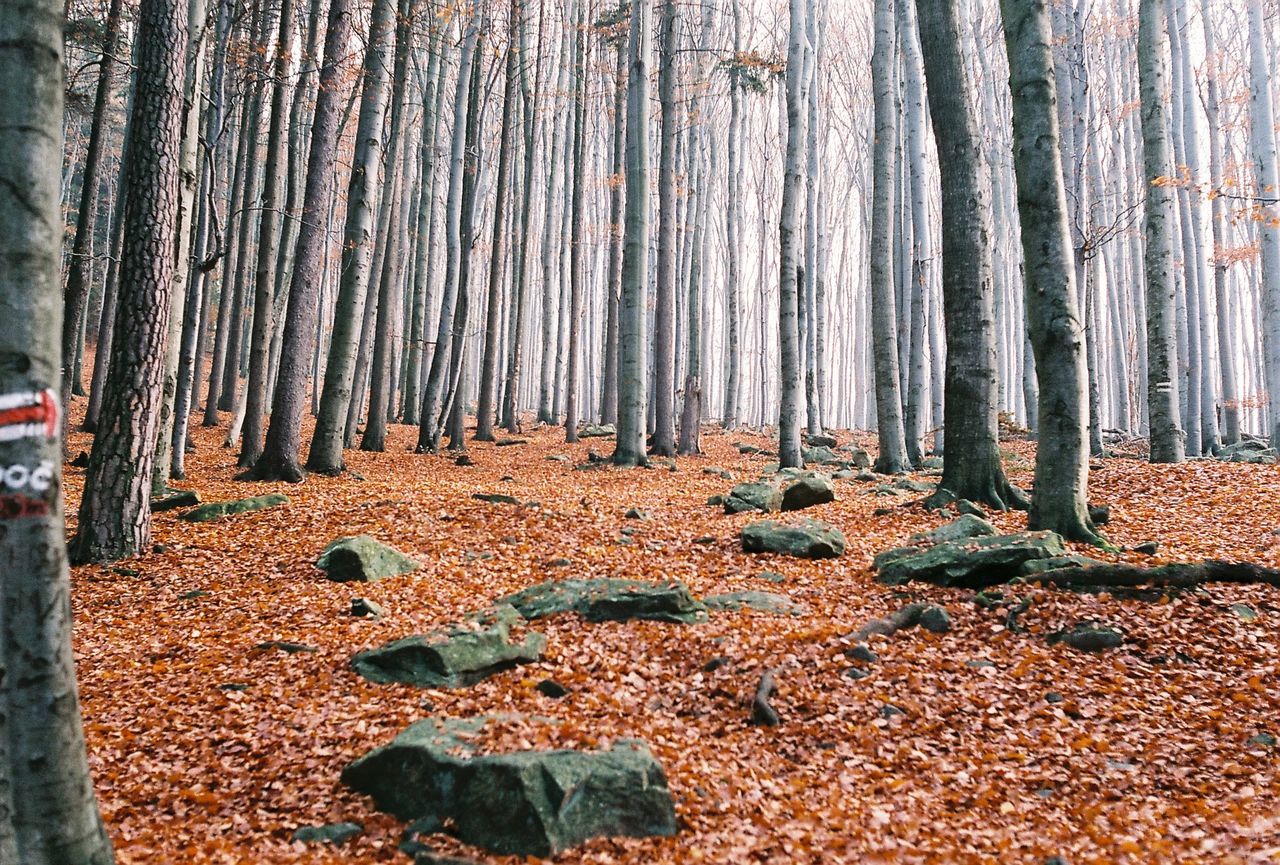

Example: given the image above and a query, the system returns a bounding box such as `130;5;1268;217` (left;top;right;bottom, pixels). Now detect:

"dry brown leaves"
62;417;1280;865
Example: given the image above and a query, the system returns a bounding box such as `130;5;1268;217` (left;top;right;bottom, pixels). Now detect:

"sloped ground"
64;417;1280;864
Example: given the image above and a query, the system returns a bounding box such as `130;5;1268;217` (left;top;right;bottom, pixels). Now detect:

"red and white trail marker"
0;389;60;443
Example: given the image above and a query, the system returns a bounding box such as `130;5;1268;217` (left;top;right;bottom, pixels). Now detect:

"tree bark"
0;0;116;857
1000;0;1099;543
915;0;1026;509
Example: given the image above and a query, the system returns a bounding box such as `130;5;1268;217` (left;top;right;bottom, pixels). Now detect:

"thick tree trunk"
915;0;1025;509
1000;0;1099;543
0;0;115;857
71;0;188;558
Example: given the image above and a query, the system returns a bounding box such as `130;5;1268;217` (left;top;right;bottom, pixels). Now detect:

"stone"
921;456;944;470
702;467;734;480
893;477;934;493
1230;603;1259;623
741;518;846;559
1247;732;1276;748
780;474;835;512
350;605;546;688
255;640;317;654
917;605;952;633
473;492;520;505
342;717;677;856
624;508;649;520
535;679;568;699
705;494;725;507
909;514;997;546
954;499;986;518
843;447;873;469
736;442;763;455
497;579;707;624
455;454;474;467
1056;622;1123;653
495;438;528;447
1088;504;1111;525
703;591;806;616
855;470;878;482
1019;554;1110;576
874;531;1067;588
181;493;288;522
846;645;877;664
1218;439;1276;464
804;433;838;448
1133;541;1159;555
757;570;786;583
801;445;846;467
153;489;200;512
291;822;362;845
579;423;617;438
723;481;783;514
316;535;420;583
351;598;387;618
546;454;571;463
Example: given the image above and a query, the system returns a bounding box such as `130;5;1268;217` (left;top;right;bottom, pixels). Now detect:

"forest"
1;0;1279;860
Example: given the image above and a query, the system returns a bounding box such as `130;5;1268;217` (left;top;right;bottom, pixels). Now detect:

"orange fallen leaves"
59;414;1280;864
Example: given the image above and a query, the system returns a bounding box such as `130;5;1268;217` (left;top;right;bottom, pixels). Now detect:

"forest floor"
62;412;1280;865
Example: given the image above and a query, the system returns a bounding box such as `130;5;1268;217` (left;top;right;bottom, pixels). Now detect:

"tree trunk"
60;0;124;412
651;0;678;456
564;0;587;443
0;0;116;857
1139;0;1185;463
305;0;397;473
870;0;910;474
777;0;809;469
915;0;1026;509
1247;0;1280;448
1000;0;1099;543
71;0;188;559
247;0;352;480
613;0;652;466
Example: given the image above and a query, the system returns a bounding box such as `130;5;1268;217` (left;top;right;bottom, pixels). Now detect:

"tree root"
1016;561;1280;593
750;669;780;726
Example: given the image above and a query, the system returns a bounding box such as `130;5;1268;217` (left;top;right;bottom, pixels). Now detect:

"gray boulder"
579;423;617;438
291;822;362;844
1218;439;1276;464
342;717;677;856
181;493;288;522
497;578;707;624
316;535;420;582
1055;622;1123;653
723;481;782;514
909;514;997;546
351;605;545;688
741;518;846;559
703;591;806;616
780;473;835;512
875;531;1066;588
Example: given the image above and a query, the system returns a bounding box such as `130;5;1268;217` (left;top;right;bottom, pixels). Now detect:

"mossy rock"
741;518;846;559
351;605;545;688
181;493;288;522
703;591;806;616
316;535;420;582
875;531;1066;588
497;579;706;624
342;717;677;856
723;481;782;514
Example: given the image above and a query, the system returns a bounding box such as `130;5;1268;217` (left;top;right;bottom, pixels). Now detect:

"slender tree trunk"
1247;0;1280;447
60;0;124;411
564;0;587;443
1139;0;1185;463
1001;0;1099;543
247;0;352;479
651;0;679;456
417;14;478;451
777;0;809;469
305;0;396;473
870;0;910;473
613;0;652;466
476;0;519;442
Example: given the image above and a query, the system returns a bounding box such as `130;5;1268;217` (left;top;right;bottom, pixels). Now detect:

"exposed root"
750;669;780;727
